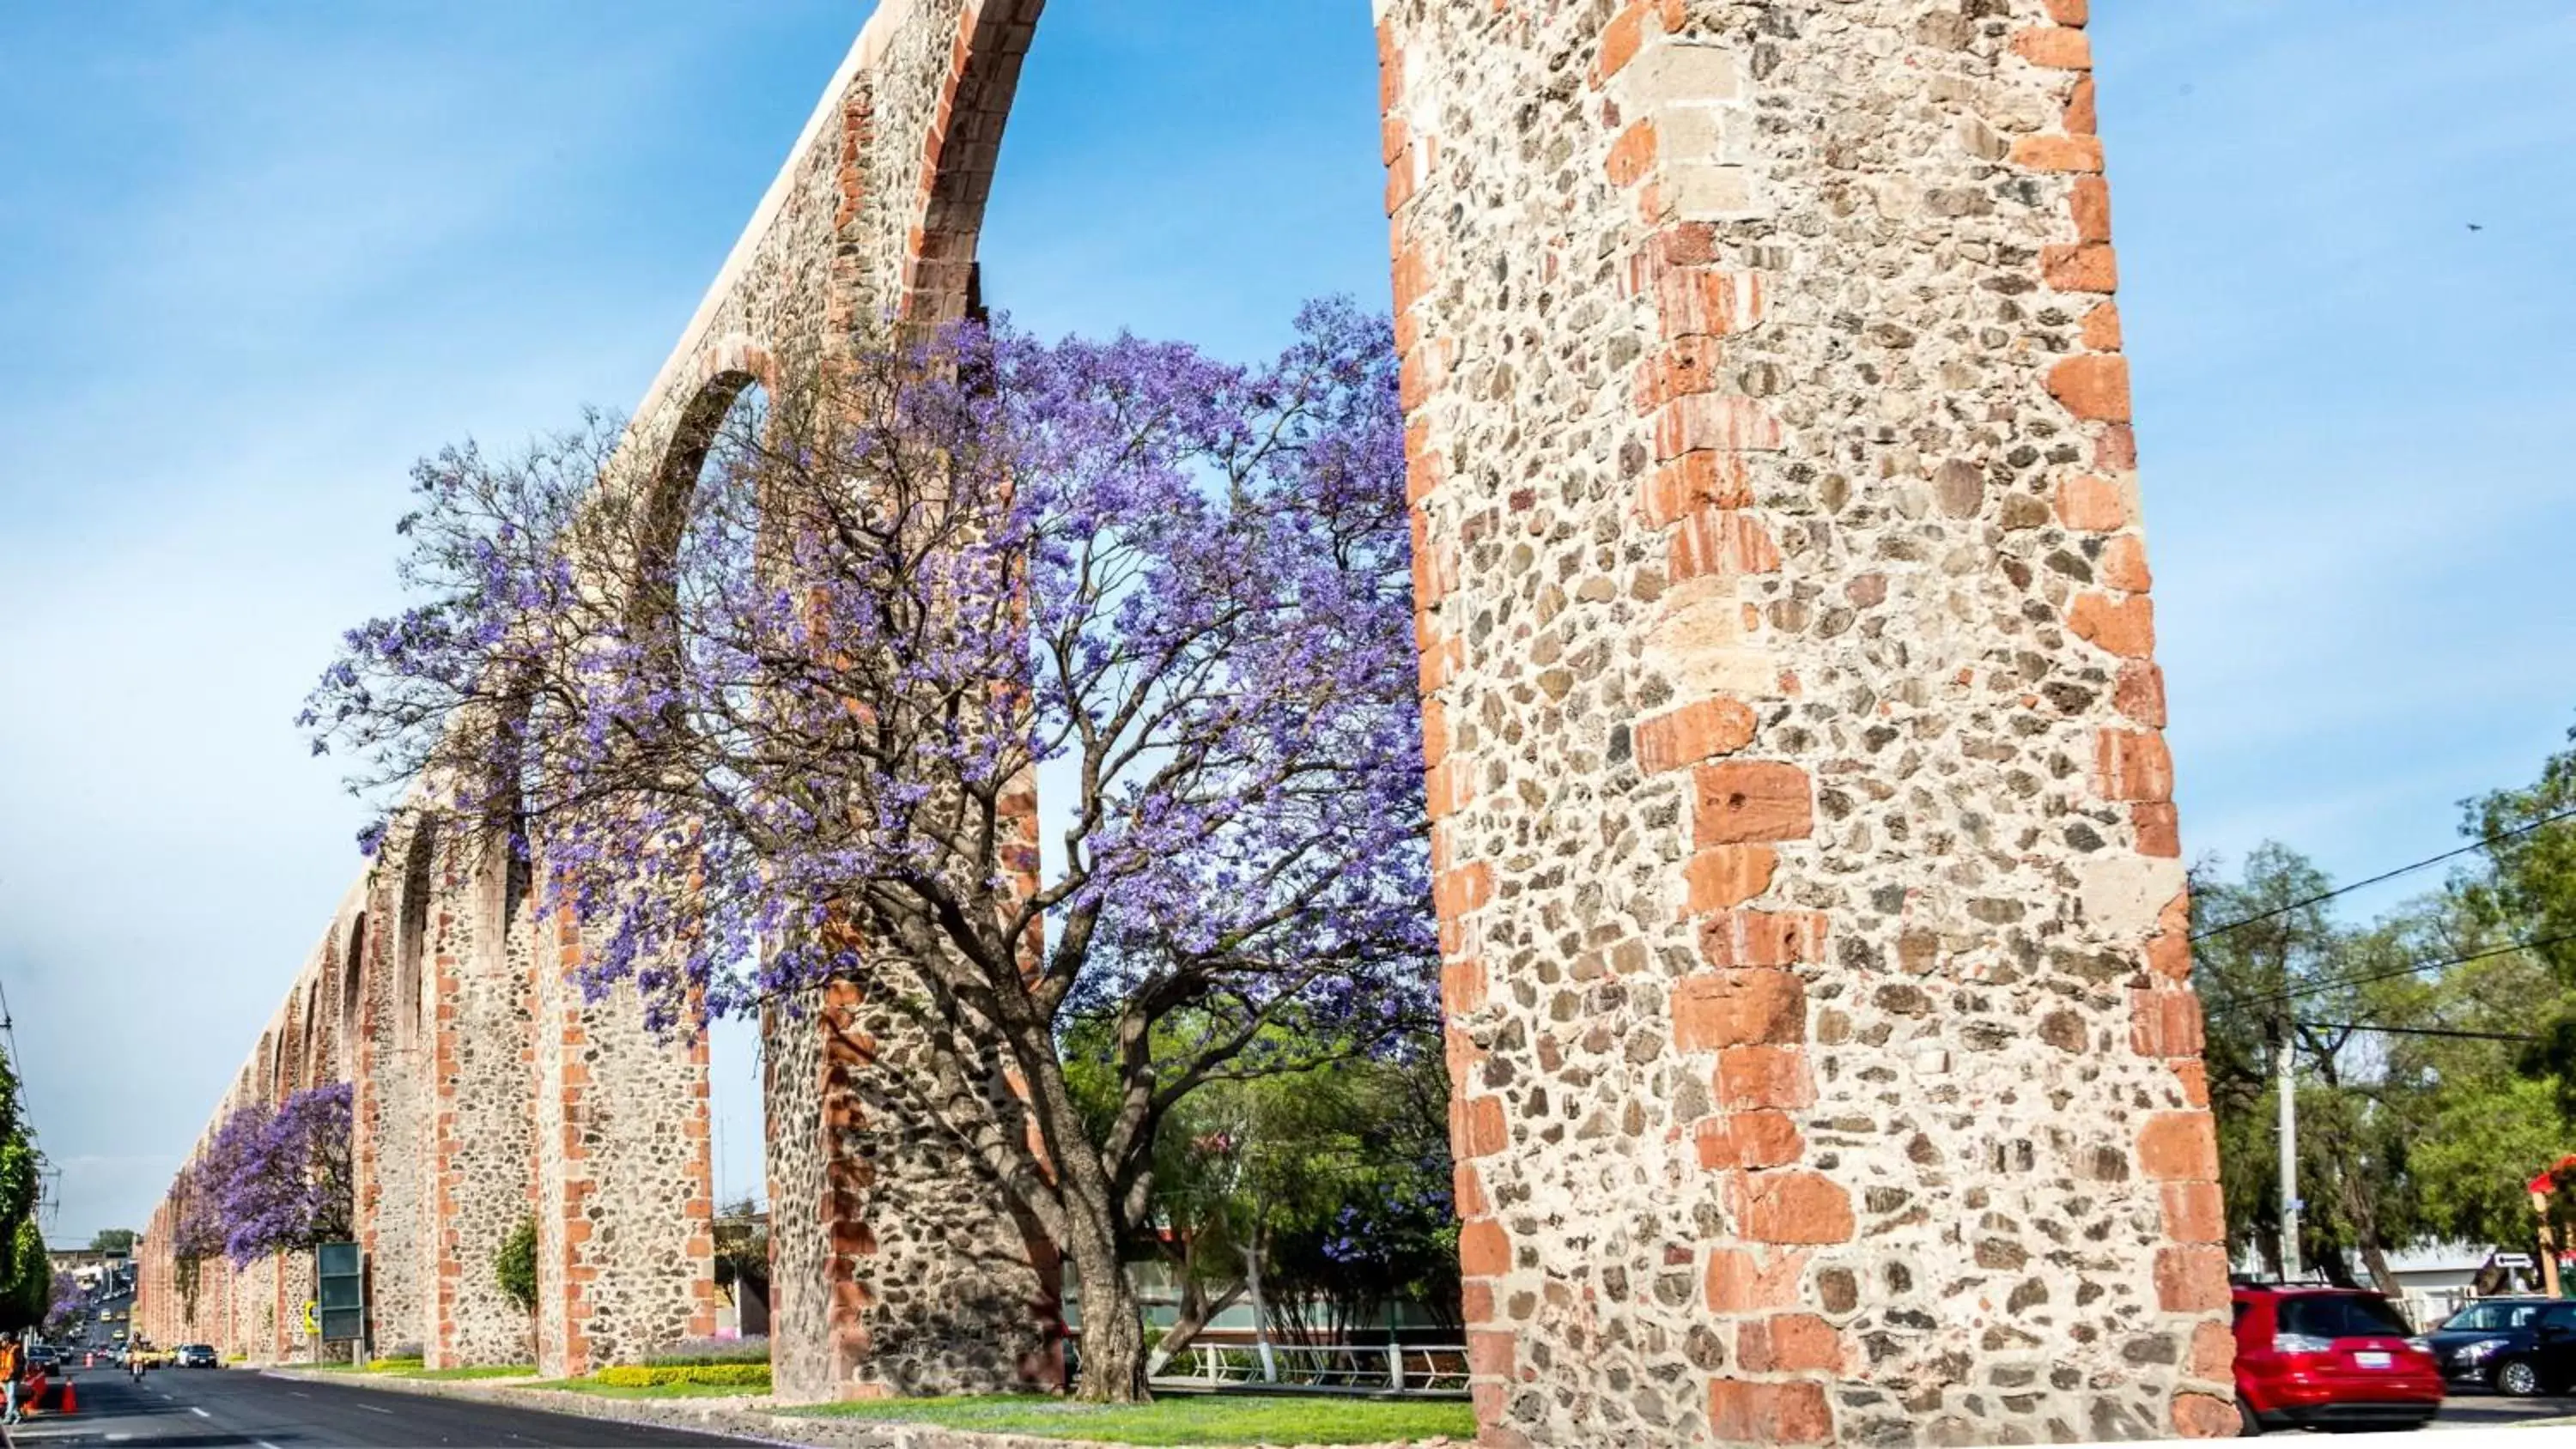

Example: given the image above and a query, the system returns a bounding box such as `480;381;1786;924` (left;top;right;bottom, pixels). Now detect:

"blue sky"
0;3;2567;1243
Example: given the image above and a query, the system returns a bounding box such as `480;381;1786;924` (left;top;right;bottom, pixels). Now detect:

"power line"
2202;931;2576;1015
2190;803;2576;943
2292;1019;2537;1044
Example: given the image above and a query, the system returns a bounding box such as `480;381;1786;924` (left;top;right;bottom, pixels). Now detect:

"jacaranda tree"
303;300;1432;1399
210;1085;354;1265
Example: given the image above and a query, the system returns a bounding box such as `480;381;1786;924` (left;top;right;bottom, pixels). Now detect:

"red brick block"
1459;1218;1511;1276
1674;969;1807;1052
1686;844;1779;912
1706;1246;1810;1313
2012;26;2093;69
2065;75;2099;135
2082;300;2123;351
2068;591;2155;658
2190;1319;2237;1379
1637;698;1758;773
1737;1169;1853;1244
1718;1046;1815;1111
1641;451;1753;525
1466;1328;1516;1380
1737;1313;1844;1373
1693;761;1814;845
1698;909;1828;968
2013;133;2105;173
1607;118;1657;186
2163;1180;2227;1246
2043;242;2117;293
1671;506;1782;581
2115;660;2168;727
2134;801;2181;858
1709;1379;1834;1445
2139;1111;2220;1182
2173;1392;2242;1439
2096;727;2175;803
2100;533;2153;591
1696;1109;1804;1170
2129;987;2204;1058
2056;474;2129;530
2157;1245;2233;1312
1459;1094;1509;1159
2072;174;2113;241
2046;0;2091;23
2048;352;2131;419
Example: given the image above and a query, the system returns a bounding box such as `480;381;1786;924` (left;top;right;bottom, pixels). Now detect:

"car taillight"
2273;1332;2335;1355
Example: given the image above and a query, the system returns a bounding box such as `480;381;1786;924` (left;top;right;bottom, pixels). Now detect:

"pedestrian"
2;1337;19;1427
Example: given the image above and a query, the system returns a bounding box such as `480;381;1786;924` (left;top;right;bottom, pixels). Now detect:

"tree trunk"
1150;1274;1244;1373
1067;1220;1147;1403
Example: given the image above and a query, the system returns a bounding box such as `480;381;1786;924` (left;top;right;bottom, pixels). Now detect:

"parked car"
2427;1297;2573;1396
2233;1283;2444;1434
176;1343;219;1369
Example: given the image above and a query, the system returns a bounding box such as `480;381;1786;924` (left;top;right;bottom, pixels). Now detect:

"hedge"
592;1362;772;1388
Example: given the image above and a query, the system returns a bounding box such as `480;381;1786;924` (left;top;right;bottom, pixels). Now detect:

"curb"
258;1368;1469;1449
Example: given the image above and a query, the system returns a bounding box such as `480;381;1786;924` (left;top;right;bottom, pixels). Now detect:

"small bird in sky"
2468;223;2485;232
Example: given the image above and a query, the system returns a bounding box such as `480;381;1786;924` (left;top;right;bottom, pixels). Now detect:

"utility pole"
2276;1029;2301;1282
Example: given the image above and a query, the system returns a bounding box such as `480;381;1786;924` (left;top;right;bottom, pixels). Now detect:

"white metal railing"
2397;1288;2476;1332
1149;1341;1468;1397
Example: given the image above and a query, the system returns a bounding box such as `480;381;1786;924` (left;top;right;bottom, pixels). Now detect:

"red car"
2233;1283;2445;1434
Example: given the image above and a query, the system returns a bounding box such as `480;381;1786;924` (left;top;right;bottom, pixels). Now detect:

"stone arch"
299;971;326;1089
896;1;1043;325
336;912;367;1082
393;819;439;1050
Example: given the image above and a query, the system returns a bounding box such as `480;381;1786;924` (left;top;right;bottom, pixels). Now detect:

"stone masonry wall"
428;834;540;1368
766;978;1060;1403
1376;0;2228;1442
531;903;720;1379
366;821;436;1355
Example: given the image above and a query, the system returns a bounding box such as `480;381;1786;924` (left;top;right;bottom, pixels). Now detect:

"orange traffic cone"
56;1378;76;1415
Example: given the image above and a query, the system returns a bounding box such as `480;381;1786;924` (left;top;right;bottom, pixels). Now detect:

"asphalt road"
3;1367;750;1446
2432;1385;2576;1431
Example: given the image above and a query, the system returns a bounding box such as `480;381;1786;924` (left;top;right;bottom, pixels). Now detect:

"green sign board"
314;1241;365;1343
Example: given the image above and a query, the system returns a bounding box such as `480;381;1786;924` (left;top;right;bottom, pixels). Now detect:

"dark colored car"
2427;1296;2569;1396
2233;1284;2444;1433
176;1343;219;1369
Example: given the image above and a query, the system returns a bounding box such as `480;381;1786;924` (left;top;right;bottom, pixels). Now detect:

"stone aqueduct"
139;0;2231;1441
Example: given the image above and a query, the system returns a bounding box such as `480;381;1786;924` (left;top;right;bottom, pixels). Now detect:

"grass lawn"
785;1393;1475;1446
401;1365;536;1380
521;1378;765;1399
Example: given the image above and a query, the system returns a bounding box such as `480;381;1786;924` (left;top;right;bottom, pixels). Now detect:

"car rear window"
2278;1294;2413;1340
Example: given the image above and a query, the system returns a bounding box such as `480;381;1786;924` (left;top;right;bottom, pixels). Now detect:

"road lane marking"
258;1440;286;1449
359;1403;392;1414
288;1390;311;1397
191;1406;210;1417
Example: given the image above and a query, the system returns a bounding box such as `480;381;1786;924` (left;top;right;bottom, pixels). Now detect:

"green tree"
2193;846;2430;1293
90;1228;136;1255
2462;723;2576;1115
494;1214;538;1331
1063;1021;1454;1365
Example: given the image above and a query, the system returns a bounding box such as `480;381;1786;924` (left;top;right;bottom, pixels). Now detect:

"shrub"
592;1362;771;1388
643;1335;769;1367
495;1216;538;1317
367;1355;425;1371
